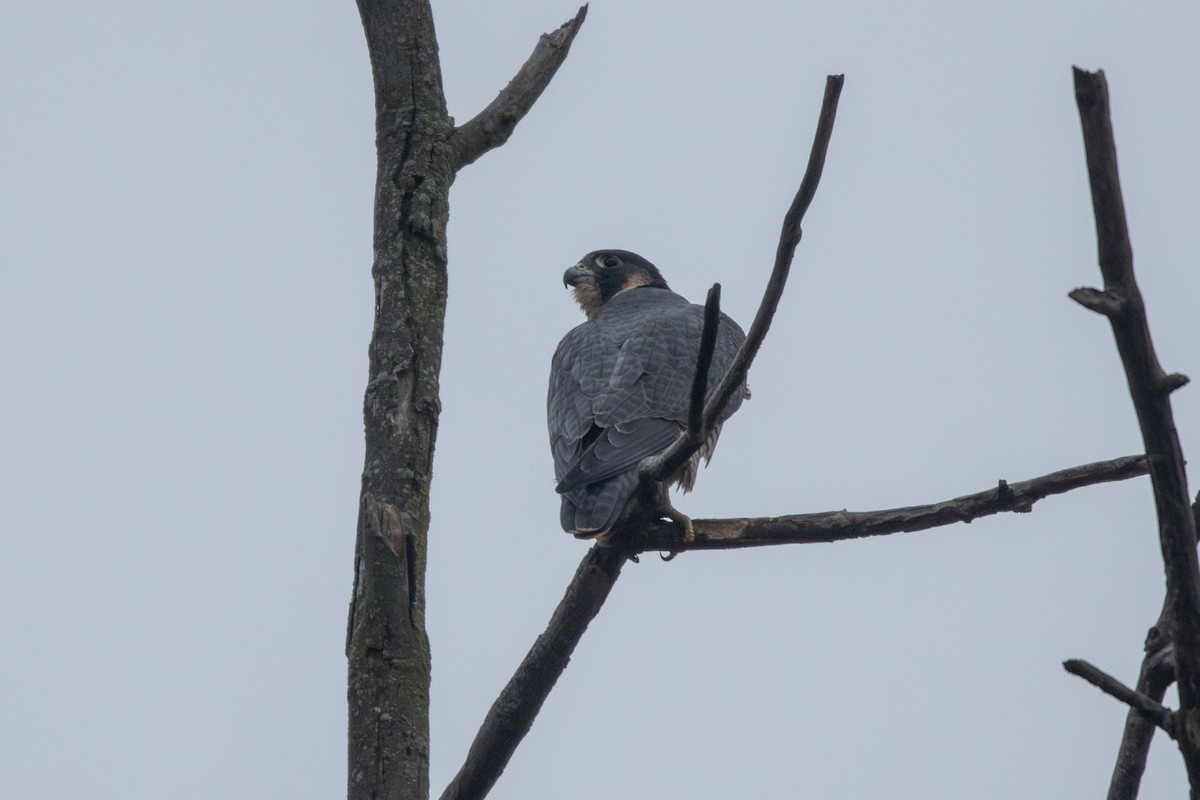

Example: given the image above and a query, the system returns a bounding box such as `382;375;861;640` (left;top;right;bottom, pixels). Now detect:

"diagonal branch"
438;543;629;800
439;455;1147;800
705;73;845;432
645;73;844;484
1064;659;1177;739
1071;66;1200;792
450;5;588;170
632;455;1148;552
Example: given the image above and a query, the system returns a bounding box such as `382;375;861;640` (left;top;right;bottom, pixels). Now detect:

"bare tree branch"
632;455;1148;552
450;5;589;170
1072;66;1200;793
1104;494;1200;800
439;454;1146;800
706;73;845;430
1064;659;1177;738
1108;639;1176;800
645;73;844;485
438;543;629;800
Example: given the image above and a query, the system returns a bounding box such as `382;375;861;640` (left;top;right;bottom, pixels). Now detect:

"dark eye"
602;256;620;268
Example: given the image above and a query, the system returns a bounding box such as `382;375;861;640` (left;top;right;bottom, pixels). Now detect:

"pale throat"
573;275;656;320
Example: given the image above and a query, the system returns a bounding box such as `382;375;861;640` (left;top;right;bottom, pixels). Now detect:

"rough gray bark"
347;4;586;799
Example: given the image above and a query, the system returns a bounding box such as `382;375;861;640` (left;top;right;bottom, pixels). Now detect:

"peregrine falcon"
547;249;748;540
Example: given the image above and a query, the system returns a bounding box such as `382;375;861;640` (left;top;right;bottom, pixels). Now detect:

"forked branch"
1066;66;1200;796
1064;659;1177;739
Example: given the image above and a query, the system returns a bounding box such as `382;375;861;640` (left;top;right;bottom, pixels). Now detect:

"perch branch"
632;455;1147;552
440;455;1146;800
646;73;844;485
451;5;588;170
1073;66;1200;789
438;543;629;800
1064;659;1177;738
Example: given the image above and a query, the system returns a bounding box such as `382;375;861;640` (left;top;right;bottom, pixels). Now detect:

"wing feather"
547;287;747;536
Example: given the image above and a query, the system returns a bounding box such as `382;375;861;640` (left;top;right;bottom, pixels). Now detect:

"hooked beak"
563;263;590;287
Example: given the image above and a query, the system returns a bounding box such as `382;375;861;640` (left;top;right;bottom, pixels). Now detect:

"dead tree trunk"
345;4;449;797
346;3;587;798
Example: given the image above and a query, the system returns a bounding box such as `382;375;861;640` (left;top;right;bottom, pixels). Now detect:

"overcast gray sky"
3;1;1200;797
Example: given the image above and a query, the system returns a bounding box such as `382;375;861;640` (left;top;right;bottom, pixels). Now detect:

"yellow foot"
662;505;694;544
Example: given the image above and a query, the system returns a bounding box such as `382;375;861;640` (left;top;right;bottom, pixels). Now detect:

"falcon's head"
563;250;670;319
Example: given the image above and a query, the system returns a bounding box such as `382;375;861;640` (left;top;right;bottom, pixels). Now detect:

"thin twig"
451;5;589;170
1072;66;1200;791
647;74;844;484
687;284;722;437
1064;659;1177;739
631;455;1148;552
705;74;844;433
